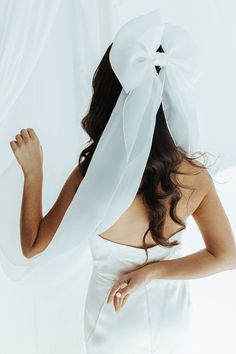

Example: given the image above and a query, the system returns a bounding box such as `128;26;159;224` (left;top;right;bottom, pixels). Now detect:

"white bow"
110;9;201;155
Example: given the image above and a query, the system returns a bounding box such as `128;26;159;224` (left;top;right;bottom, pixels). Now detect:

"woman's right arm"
23;164;83;258
10;128;83;258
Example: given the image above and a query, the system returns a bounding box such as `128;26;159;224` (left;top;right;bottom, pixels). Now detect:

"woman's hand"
10;128;43;177
107;263;154;312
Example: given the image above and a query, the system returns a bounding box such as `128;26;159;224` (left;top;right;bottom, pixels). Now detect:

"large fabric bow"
109;10;201;160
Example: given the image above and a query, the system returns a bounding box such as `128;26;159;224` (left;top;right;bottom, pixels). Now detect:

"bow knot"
149;52;169;67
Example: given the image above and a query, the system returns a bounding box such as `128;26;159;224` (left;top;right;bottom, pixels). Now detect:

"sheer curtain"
0;0;62;175
0;1;235;353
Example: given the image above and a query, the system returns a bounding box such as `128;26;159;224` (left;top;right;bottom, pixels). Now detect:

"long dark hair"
78;43;209;261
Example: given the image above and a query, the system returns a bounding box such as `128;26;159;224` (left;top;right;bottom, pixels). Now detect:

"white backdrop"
0;1;235;354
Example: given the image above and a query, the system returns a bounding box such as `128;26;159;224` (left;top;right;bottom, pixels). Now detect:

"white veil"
0;9;202;281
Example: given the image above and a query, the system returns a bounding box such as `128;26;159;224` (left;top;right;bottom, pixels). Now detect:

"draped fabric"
0;0;62;175
0;0;117;280
0;1;235;354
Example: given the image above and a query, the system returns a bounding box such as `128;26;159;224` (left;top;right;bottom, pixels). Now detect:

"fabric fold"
0;0;62;176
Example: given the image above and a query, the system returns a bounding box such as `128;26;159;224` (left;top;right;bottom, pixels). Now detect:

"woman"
10;14;236;354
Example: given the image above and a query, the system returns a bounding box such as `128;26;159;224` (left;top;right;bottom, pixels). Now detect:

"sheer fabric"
0;0;62;175
0;2;235;354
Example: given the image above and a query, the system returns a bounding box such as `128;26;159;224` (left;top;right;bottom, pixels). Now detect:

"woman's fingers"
9;140;17;152
107;278;134;311
11;128;37;146
114;284;133;311
10;128;39;150
15;134;23;145
20;129;30;143
114;291;121;311
121;294;129;308
107;275;138;311
9;127;43;174
113;288;125;312
27;128;38;140
107;279;127;303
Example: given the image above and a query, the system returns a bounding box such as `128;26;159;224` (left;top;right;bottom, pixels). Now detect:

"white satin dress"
84;229;192;354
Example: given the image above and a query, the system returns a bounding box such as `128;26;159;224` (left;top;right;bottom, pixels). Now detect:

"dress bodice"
85;228;191;353
89;229;185;283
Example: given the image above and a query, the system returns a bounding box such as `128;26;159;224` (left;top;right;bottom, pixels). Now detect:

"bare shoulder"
176;158;213;195
172;158;214;216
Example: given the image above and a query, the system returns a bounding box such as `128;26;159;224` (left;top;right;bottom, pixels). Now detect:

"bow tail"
161;67;201;155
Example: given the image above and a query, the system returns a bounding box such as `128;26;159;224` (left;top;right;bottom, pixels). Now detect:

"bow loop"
109;10;164;93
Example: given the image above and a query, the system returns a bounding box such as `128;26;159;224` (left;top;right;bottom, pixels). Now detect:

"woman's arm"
10;128;83;258
149;248;235;281
149;177;236;280
20;169;43;257
29;164;83;258
107;173;236;311
21;164;82;258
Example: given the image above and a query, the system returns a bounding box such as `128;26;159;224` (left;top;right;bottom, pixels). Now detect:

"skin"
10;128;83;257
10;128;236;313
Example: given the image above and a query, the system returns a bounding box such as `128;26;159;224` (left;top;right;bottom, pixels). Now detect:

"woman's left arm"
150;176;236;278
107;178;236;311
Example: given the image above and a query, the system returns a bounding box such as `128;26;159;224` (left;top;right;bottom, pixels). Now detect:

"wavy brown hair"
78;43;210;262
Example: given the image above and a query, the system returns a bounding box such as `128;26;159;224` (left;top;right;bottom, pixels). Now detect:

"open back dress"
84;225;192;354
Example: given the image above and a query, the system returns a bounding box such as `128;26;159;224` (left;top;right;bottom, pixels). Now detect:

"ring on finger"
120;281;128;289
115;291;122;298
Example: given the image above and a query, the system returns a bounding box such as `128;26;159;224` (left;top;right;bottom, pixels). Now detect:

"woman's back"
97;159;211;249
85;159;204;353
